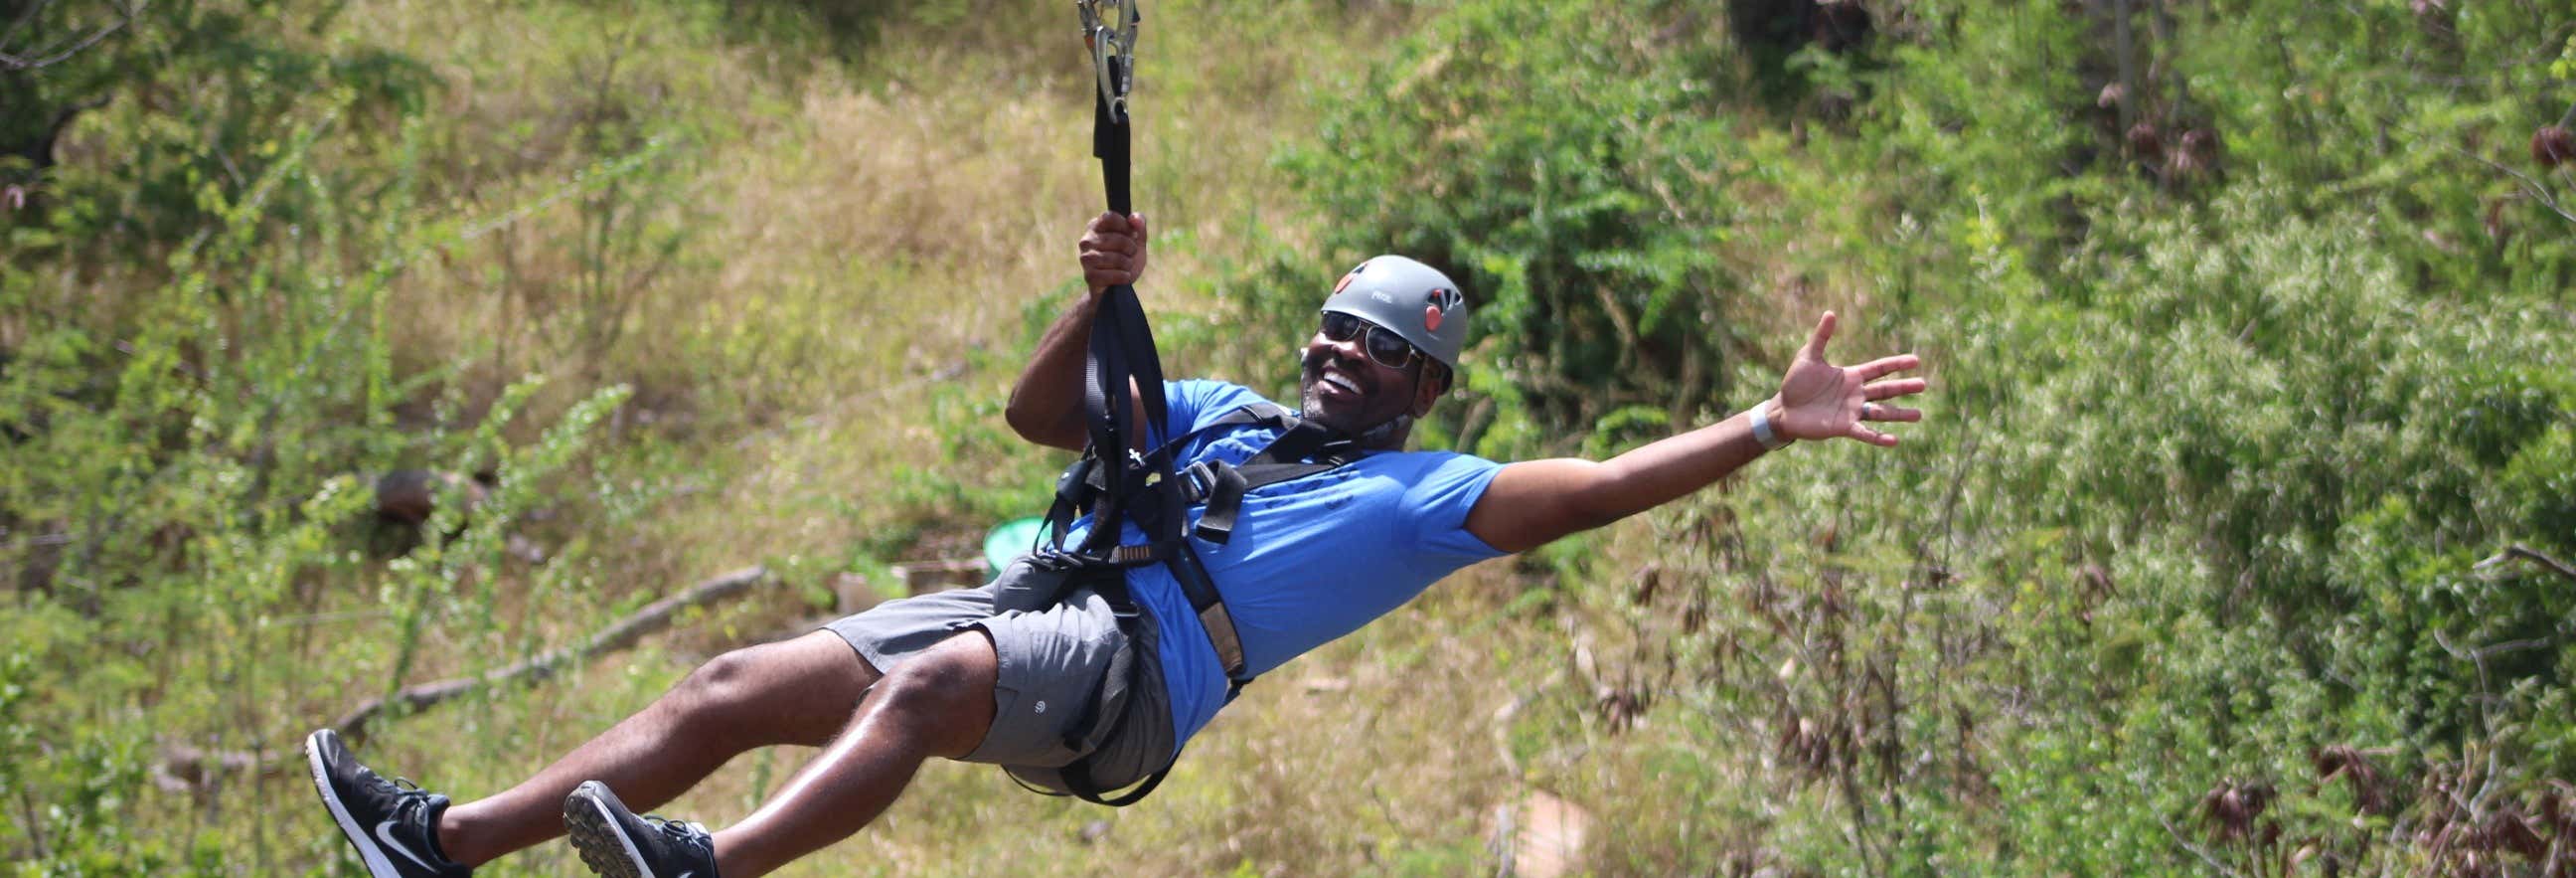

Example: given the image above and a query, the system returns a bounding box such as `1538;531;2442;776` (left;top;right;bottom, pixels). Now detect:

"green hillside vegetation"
4;0;2572;874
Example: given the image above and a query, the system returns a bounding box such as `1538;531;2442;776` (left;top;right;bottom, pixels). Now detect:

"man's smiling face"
1298;314;1437;440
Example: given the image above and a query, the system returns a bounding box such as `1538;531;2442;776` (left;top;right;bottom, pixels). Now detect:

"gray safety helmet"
1319;256;1469;373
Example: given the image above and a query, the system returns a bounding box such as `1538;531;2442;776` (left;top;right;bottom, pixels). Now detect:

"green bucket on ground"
983;516;1047;577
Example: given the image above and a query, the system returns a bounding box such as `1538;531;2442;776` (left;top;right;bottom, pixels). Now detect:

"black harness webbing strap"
1075;0;1164;556
1059;746;1168;807
1046;568;1173;807
1038;399;1362;673
1040;538;1250;688
1055;3;1368;804
1036;404;1365;805
1092;36;1132;218
1076;285;1174;554
1163;545;1246;689
1186;463;1252;543
1015;549;1169;807
1187;419;1360;545
1052;0;1199;807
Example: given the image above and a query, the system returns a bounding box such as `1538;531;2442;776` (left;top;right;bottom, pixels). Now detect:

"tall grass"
10;0;1556;874
40;0;2568;874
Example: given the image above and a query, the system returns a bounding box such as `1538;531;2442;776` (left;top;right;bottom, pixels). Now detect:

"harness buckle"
1027;546;1083;573
1178;461;1217;504
1076;0;1141;122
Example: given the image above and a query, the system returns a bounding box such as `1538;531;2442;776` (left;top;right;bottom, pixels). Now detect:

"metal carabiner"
1076;0;1141;121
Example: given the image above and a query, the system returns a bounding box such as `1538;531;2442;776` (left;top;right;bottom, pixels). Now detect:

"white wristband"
1748;402;1788;450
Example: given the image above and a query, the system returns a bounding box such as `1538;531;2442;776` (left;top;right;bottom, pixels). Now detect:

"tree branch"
2445;144;2576;226
2480;544;2576;584
2503;540;2565;582
0;4;130;72
2159;815;2243;877
155;565;771;788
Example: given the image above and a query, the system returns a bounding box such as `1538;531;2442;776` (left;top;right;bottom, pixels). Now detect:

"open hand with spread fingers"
1770;311;1927;446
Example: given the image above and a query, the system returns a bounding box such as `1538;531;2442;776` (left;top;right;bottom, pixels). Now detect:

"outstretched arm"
1464;311;1925;554
1007;212;1149;452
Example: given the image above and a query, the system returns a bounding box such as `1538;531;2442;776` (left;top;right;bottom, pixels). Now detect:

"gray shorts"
822;557;1174;793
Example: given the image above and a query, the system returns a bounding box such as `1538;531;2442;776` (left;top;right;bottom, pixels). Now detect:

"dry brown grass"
142;0;1824;873
347;0;1419;576
256;0;1718;874
29;0;1958;872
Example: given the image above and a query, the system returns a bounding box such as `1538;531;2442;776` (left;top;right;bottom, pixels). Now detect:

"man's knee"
671;633;876;745
677;647;760;704
868;631;1000;757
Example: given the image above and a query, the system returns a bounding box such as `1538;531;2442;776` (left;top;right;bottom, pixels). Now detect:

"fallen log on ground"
157;565;771;789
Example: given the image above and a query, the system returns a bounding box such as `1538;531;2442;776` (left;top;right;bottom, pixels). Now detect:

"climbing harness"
1023;1;1370;806
1030;401;1368;806
1063;0;1167;565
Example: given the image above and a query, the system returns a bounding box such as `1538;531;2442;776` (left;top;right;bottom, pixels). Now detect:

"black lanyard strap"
1080;0;1139;214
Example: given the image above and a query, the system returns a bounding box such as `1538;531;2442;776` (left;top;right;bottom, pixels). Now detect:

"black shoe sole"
304;729;411;878
564;784;654;878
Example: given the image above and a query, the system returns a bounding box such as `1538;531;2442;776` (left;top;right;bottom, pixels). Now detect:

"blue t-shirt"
1076;380;1507;754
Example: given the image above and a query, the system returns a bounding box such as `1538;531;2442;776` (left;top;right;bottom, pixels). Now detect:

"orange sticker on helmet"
1334;272;1355;295
1423;304;1443;332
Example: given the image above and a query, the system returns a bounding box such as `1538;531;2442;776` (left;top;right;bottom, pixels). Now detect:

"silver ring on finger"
1861;403;1878;420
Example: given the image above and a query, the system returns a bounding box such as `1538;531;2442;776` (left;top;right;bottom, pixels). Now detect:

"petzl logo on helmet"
1422;287;1462;333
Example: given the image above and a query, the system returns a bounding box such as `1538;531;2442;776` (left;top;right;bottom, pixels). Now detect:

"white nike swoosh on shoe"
590;795;654;874
376;819;443;874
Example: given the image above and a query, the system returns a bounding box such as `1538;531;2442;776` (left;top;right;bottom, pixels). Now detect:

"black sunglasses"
1319;312;1423;370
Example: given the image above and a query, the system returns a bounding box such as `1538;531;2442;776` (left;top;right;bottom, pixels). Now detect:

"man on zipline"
304;211;1929;878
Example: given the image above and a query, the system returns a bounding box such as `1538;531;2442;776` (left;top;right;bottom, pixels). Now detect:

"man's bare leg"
434;630;881;866
708;630;1001;878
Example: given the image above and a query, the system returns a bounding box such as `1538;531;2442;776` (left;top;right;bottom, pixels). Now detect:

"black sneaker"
563;781;720;878
302;729;473;877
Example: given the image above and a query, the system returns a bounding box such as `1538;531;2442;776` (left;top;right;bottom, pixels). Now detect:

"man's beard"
1300;348;1413;447
1299;391;1410;446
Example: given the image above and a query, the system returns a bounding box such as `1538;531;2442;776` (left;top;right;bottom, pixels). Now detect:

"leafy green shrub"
1625;180;2575;874
1;63;643;871
1227;0;1747;457
9;0;436;261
